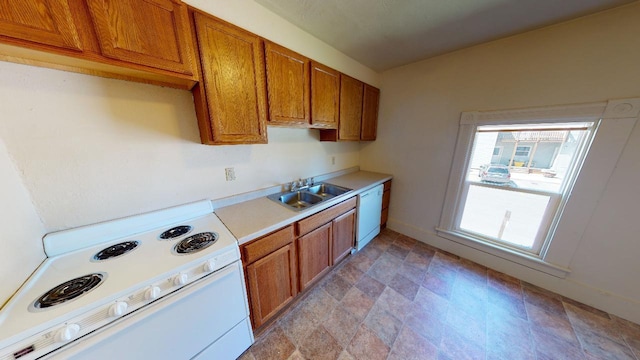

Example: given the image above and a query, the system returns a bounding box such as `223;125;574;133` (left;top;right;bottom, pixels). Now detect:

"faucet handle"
306;177;314;186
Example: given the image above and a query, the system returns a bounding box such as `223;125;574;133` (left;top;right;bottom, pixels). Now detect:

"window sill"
435;228;571;278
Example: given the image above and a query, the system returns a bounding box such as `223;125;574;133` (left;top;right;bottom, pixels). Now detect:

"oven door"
45;261;253;360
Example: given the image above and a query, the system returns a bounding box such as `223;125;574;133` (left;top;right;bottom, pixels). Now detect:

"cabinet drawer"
242;225;294;264
383;180;392;192
297;197;356;236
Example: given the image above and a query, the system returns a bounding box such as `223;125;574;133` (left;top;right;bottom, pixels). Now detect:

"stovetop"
0;200;240;350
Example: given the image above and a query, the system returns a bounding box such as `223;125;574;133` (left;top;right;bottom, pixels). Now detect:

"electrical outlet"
225;167;236;181
331;156;336;165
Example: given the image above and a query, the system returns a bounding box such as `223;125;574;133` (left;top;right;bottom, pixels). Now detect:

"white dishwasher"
356;184;384;251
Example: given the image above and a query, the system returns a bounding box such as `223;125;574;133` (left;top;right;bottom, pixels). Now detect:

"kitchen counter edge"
214;171;392;245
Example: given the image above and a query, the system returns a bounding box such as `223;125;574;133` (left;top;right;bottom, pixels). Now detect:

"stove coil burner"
159;225;193;240
174;232;218;254
93;241;139;261
34;273;104;309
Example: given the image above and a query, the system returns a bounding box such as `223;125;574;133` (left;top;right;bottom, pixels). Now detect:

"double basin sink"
267;183;353;211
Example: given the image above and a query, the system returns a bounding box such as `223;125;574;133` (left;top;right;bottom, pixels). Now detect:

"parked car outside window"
478;164;511;184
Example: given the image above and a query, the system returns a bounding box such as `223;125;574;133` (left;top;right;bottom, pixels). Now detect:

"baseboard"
387;218;640;325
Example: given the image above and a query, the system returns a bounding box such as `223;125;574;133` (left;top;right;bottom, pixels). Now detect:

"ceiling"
254;0;635;71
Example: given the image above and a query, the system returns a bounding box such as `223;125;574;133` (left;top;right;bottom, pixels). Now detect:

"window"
461;123;595;255
514;145;531;157
437;99;639;276
492;147;502;156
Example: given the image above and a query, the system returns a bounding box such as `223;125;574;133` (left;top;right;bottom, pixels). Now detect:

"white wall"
0;0;377;302
0;137;46;306
361;3;640;322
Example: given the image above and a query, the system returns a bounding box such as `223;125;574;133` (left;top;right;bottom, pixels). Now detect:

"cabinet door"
298;222;332;291
338;74;364;141
192;13;268;144
265;41;310;126
361;84;380;141
86;0;194;75
310;61;339;129
246;243;297;328
332;209;356;264
0;1;81;51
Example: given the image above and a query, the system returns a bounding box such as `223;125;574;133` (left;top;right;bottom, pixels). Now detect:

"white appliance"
0;200;253;360
356;184;384;251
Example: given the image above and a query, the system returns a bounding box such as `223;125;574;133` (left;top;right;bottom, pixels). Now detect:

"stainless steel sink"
277;191;323;209
306;183;351;199
267;182;352;211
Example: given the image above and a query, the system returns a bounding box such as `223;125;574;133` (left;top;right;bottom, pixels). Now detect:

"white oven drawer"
46;261;252;360
192;318;252;360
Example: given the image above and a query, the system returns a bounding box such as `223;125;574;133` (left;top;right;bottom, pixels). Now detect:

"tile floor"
238;229;640;360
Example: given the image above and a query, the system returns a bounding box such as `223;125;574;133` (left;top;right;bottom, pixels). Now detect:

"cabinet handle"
360;193;370;198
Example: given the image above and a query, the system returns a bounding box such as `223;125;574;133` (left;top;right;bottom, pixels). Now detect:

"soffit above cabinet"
254;0;634;71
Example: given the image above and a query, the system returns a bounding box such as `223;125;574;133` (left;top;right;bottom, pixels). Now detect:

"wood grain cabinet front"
310;61;340;129
361;84;380;141
381;180;392;227
85;0;195;75
0;0;198;89
297;197;356;290
265;41;310;126
332;208;356;264
241;226;297;329
338;74;364;140
319;76;380;142
245;243;297;329
297;222;332;291
191;11;268;144
0;1;82;51
241;197;356;331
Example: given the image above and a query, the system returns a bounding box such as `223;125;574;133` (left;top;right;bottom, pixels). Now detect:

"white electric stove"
0;200;253;360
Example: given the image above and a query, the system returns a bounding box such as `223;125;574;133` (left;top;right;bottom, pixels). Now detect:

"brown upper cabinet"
319;76;379;142
85;0;195;75
0;0;197;89
0;2;379;145
361;84;380;141
190;11;268;145
264;41;310;126
310;62;340;129
338;75;364;140
320;75;361;141
0;1;82;51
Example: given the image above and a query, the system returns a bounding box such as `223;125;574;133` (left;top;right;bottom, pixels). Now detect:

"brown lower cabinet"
297;223;332;290
241;196;356;330
332;209;356;263
242;226;297;329
381;180;391;227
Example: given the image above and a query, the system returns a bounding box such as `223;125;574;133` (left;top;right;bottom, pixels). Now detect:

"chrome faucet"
290;177;314;192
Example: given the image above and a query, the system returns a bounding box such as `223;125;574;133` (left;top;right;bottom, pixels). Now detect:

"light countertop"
214;171;392;245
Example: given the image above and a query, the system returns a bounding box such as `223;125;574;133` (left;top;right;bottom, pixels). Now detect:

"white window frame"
460;123;596;256
492;146;503;157
437;98;640;277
